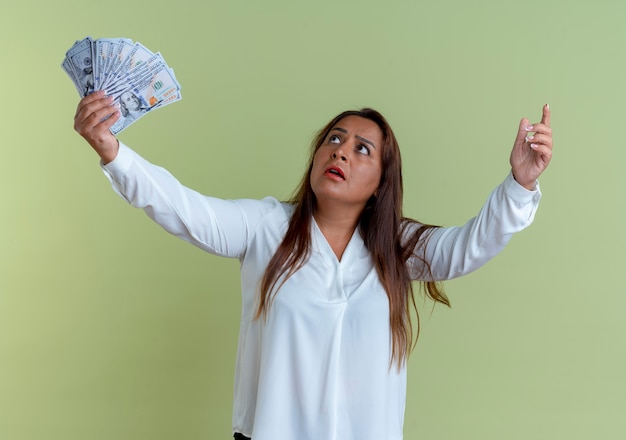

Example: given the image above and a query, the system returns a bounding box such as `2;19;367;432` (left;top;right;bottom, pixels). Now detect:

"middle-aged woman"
74;92;553;440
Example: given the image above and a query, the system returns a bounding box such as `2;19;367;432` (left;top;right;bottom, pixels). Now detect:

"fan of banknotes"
62;36;182;134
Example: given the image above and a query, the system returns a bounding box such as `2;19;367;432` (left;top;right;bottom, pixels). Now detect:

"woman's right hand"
74;90;121;164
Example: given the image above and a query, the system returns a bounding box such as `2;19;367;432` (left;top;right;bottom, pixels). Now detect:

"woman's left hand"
510;104;553;190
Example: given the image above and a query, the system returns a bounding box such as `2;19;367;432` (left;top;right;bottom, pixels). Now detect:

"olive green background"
1;1;624;439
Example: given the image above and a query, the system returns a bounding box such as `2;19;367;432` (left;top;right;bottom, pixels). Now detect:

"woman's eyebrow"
330;127;377;150
356;135;376;150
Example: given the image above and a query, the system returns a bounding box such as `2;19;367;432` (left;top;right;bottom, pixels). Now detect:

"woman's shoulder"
232;196;295;224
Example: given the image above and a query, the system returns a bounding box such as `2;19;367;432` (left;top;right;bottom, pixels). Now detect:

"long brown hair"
255;108;450;367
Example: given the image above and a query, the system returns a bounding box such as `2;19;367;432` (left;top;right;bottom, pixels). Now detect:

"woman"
74;92;553;440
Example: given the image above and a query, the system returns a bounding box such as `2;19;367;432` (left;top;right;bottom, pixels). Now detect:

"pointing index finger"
541;103;551;126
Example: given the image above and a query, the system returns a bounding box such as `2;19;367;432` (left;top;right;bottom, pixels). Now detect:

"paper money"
62;36;182;134
65;37;95;97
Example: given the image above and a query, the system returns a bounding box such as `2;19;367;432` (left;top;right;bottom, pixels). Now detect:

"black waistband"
234;433;251;440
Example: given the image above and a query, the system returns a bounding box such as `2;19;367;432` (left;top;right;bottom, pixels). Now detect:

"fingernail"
525;135;534;142
525;125;534;131
530;143;539;149
546;103;550;109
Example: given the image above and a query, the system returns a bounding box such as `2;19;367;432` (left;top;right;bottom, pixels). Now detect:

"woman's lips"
324;166;345;180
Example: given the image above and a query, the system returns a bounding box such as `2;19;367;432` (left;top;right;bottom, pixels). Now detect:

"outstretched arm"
414;105;553;281
71;91;277;260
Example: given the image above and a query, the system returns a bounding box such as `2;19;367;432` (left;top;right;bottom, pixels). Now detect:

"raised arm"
413;105;553;281
423;173;541;281
72;92;278;260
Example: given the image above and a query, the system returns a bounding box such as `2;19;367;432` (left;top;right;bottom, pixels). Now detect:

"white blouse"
103;142;541;440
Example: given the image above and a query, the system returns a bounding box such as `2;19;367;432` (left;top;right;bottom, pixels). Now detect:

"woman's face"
121;92;140;111
310;115;383;211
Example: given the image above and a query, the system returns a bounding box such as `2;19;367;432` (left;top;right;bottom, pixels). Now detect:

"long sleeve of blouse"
101;142;275;259
420;173;541;281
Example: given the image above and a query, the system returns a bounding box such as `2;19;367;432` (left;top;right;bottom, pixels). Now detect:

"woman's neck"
314;205;361;261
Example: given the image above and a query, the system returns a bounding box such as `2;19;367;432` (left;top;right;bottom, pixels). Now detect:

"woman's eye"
329;135;340;144
356;144;370;155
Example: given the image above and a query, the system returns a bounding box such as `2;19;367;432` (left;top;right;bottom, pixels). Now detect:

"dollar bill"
101;42;154;92
109;64;181;134
62;36;181;134
64;37;95;96
104;38;135;89
105;52;167;98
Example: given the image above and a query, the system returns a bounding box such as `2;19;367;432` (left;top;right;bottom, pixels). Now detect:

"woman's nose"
331;148;347;161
